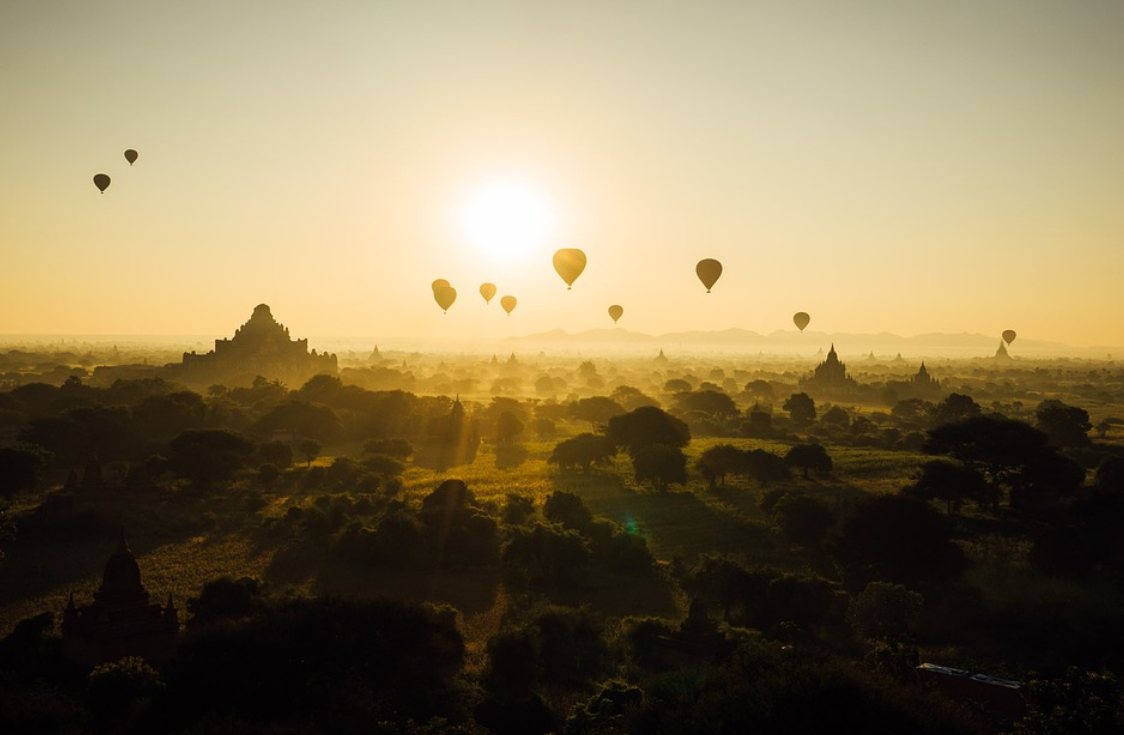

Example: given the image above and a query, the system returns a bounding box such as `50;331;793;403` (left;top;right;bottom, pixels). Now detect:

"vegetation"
1;347;1123;733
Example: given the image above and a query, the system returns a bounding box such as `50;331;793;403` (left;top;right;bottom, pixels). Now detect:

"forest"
1;345;1123;734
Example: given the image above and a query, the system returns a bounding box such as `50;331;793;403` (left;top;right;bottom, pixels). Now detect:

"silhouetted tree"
0;443;52;496
187;576;266;629
824;494;965;590
849;582;923;643
745;449;792;487
674;390;738;419
925;416;1083;513
569;396;626;430
495;411;525;444
773;493;834;550
903;460;992;515
167;429;255;482
1035;399;1092;448
785;443;833;479
783;392;816;425
607;406;690;457
611;385;660;411
254;400;341;443
549;433;617;473
543;491;594;532
632;444;688;490
697;444;744;488
297;438;321;467
929;393;980;427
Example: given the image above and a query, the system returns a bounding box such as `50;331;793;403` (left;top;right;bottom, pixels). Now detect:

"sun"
458;177;559;262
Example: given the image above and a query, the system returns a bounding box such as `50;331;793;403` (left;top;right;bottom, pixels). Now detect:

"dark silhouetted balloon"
793;312;811;332
93;173;110;193
434;285;456;313
608;305;624;324
696;259;722;292
1002;329;1016;345
124;149;138;165
553;249;587;290
480;282;497;304
431;279;451;293
500;295;517;315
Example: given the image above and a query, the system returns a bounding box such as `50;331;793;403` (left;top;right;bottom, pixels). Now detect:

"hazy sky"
2;1;1122;348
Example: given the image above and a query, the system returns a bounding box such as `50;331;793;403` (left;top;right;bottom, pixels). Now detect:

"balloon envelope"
696;258;722;292
608;305;624;324
431;279;450;293
500;295;517;315
793;312;811;332
93;173;110;193
434;285;457;313
1002;329;1016;345
480;282;497;304
552;249;587;289
124;149;138;165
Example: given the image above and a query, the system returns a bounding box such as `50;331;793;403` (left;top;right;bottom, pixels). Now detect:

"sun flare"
458;178;559;262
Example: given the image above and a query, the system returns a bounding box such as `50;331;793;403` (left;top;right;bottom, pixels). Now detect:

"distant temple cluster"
62;532;178;668
173;304;337;388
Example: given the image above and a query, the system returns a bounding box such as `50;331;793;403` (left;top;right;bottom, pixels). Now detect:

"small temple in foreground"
61;531;179;668
173;304;337;388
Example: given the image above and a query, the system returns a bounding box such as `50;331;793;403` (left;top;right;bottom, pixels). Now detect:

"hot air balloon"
500;295;517;315
1002;329;1016;345
553;249;587;290
480;282;497;304
431;279;450;292
124;149;138;165
93;173;110;193
608;305;624;324
793;312;811;332
434;285;457;313
696;259;722;292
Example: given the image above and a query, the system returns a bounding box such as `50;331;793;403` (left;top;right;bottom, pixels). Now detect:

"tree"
607;406;690;457
0;443;52;497
903;460;992;515
167;429;255;482
696;444;746;488
745;449;791;487
925;416;1083;513
495;411;525;444
1035;399;1092;448
569;396;626;430
297;438;321;468
785;443;833;479
820;406;851;428
824;494;965;590
632;444;688;490
773;493;834;550
674;390;738;419
929;393;980;427
543;491;594;532
849;582;923;643
783;392;816;425
254;400;341;443
610;385;659;411
549;434;617;473
1014;668;1124;735
744;379;775;401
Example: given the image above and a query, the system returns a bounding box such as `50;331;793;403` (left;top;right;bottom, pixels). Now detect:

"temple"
174;304;337;388
800;344;858;399
61;531;179;668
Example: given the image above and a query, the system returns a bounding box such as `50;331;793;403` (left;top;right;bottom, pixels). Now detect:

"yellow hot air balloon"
793;312;811;332
480;282;497;304
696;258;722;292
124;149;138;165
500;295;517;315
1002;329;1016;345
431;278;451;292
608;305;624;324
93;173;111;193
434;285;457;313
553;249;587;290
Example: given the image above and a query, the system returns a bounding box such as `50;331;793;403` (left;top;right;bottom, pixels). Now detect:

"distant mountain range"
507;328;1118;359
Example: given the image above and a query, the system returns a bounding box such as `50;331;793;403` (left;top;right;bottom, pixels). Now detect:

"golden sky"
2;1;1122;348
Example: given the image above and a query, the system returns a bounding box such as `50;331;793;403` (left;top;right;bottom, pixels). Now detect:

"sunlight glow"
458;178;559;262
